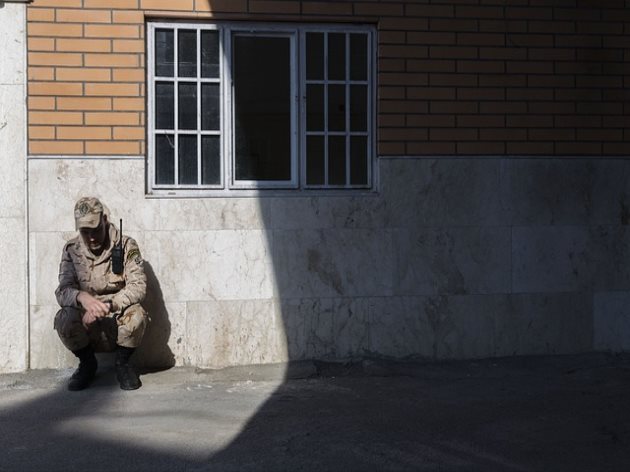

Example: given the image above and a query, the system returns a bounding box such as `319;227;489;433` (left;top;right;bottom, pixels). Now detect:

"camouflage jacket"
55;223;146;313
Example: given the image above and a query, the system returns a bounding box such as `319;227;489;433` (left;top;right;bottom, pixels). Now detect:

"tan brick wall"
27;0;630;156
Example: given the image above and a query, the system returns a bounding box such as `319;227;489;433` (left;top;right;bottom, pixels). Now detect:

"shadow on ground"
1;353;629;471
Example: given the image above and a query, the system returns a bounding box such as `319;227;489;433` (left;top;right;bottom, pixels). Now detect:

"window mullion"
345;33;350;188
299;30;306;188
225;27;233;189
196;28;202;186
174;27;179;186
324;32;329;187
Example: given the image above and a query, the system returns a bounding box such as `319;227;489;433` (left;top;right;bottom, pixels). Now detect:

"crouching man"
55;197;148;391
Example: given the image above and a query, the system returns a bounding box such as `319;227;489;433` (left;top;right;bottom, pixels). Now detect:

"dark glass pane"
201;30;220;78
201;136;221;185
350;85;367;132
350;136;368;186
178;83;197;130
233;35;291;181
306;136;325;186
306;84;324;131
155;82;174;130
328;136;346;185
155;29;174;77
328;84;345;131
201;83;220;131
178;29;197;77
328;33;345;81
155;134;174;185
306;32;324;80
350;33;368;81
178;135;197;185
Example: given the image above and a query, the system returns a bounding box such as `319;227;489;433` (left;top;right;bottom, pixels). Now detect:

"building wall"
0;2;28;373
21;0;630;370
26;0;630;157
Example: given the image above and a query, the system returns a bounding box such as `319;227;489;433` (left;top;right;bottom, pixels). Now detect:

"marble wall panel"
268;195;389;231
158;198;271;231
22;154;630;367
587;226;630;292
0;217;26;296
271;229;394;299
513;226;630;294
28;159;159;232
29;305;75;369
0;218;27;372
277;298;310;360
326;297;371;358
505;159;630;226
0;85;26;217
281;297;381;360
0;4;25;86
185;300;287;368
367;297;434;358
593;292;630;351
380;158;509;228
0;293;27;372
28;232;71;306
144;230;274;302
394;226;511;296
512;226;591;293
279;298;334;360
422;294;501;359
134;302;186;368
495;293;592;356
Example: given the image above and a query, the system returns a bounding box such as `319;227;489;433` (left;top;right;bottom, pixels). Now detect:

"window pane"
178;29;197;77
155;29;174;77
156;134;175;185
306;32;324;80
306;84;324;131
233;35;291;181
201;83;220;131
155;82;174;130
350;33;368;81
328;33;345;81
350;136;368;186
202;136;221;185
329;136;346;185
178;83;197;130
178;135;198;185
306;136;325;185
201;30;220;78
328;84;345;132
350;85;367;132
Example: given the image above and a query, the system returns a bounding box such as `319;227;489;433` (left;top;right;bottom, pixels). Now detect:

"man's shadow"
133;261;175;370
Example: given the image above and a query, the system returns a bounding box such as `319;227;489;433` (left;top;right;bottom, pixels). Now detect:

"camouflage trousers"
54;304;147;352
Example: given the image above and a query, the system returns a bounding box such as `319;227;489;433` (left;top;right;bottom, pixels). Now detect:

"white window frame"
147;21;377;197
227;28;299;190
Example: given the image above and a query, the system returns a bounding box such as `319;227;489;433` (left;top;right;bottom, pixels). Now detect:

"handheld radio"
112;218;124;274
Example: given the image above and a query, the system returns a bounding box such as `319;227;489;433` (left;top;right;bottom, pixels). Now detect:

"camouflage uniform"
54;222;148;352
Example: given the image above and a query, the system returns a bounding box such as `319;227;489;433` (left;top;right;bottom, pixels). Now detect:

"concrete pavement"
0;353;629;471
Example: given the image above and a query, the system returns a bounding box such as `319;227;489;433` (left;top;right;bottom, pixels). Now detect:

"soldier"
54;197;148;391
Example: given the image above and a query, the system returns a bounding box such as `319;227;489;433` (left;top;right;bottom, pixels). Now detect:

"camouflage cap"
74;197;104;230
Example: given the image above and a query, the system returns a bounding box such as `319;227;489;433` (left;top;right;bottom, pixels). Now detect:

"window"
147;22;375;195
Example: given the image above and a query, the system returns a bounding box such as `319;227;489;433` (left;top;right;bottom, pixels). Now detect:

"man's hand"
77;292;110;328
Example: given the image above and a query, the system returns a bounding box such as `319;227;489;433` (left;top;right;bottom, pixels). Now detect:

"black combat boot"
115;345;141;390
68;345;98;391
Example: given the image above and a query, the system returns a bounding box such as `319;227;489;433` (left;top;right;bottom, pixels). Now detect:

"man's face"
79;216;108;254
